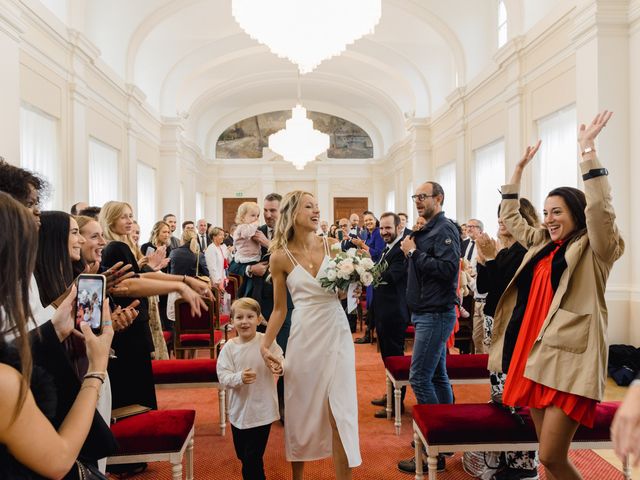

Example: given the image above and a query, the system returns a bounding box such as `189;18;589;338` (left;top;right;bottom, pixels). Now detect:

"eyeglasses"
411;193;436;202
339;224;348;228
467;225;481;229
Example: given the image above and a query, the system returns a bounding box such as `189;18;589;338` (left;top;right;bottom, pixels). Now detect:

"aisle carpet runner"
111;338;624;479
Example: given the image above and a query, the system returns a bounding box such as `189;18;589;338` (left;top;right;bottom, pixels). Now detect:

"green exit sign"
235;192;244;198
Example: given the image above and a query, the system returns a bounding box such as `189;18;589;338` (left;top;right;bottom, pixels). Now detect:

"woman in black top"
475;197;539;477
99;201;211;410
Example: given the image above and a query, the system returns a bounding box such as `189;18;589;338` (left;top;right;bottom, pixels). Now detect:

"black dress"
101;241;157;410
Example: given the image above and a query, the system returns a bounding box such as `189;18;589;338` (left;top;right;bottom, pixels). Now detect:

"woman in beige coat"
489;110;624;479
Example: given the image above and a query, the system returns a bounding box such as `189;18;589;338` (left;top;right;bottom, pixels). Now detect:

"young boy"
216;297;283;480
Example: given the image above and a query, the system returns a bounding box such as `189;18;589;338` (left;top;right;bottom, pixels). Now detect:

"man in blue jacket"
398;181;460;473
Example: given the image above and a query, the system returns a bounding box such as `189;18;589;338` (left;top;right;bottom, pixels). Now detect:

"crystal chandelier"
268;105;330;170
232;0;382;74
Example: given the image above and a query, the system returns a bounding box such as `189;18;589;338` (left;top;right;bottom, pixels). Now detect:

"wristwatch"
582;168;608;181
407;248;416;258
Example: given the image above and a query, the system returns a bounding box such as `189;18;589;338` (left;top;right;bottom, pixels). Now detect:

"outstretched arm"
260;251;288;373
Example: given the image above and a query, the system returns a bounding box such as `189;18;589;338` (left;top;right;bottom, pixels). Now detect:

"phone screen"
76;275;106;334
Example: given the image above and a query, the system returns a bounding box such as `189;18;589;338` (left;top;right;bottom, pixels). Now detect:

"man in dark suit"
196;218;211;252
369;212;410;417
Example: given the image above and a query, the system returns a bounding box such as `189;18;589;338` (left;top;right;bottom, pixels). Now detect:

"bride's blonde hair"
270;190;314;253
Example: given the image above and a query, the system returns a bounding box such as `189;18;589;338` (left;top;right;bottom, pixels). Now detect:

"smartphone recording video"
76;274;106;335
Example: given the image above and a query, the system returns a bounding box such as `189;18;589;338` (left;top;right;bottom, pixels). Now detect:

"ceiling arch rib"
201;99;386;162
189;74;402;157
158;35;434;118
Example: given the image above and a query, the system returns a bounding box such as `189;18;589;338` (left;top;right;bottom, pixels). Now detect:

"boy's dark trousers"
231;423;272;480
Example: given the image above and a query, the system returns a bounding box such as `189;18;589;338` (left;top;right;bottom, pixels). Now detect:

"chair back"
176;298;214;331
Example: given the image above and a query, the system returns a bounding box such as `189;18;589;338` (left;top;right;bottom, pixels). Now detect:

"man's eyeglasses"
411;193;436;202
339;224;348;228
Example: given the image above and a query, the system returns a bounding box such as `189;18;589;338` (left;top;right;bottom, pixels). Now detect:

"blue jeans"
409;308;457;405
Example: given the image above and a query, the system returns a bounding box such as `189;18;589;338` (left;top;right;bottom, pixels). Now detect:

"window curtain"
535;106;577;210
474;140;505;236
195;192;204;221
437;162;457;222
386;191;395;213
137;162;156;243
89;139;119;208
20;106;60;210
406;183;414;227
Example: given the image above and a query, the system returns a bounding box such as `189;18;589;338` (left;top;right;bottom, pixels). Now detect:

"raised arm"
501;141;548;248
578;111;624;263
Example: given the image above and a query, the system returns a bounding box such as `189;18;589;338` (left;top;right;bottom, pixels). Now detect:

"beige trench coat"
488;157;624;401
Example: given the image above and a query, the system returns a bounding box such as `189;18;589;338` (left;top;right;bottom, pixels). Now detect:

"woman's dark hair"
0;158;49;204
546;187;587;239
34;211;75;307
362;210;380;229
0;192;38;421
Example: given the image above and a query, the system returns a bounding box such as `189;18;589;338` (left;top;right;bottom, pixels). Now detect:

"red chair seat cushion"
413;402;619;446
179;330;223;346
162;331;172;342
152;359;218;384
446;354;489;379
384;355;411;380
405;325;415;337
219;314;230;327
111;409;195;454
385;354;489;382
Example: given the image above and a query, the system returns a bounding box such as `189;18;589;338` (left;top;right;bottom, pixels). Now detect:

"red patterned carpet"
110;336;624;479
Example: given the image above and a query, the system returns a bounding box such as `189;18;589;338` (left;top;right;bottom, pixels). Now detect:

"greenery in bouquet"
318;246;387;293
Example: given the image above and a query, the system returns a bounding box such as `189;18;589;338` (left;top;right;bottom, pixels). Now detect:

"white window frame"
436;161;457;222
498;0;508;48
88;138;119;208
137;162;156;244
473;139;505;236
20;105;60;210
534;105;578;211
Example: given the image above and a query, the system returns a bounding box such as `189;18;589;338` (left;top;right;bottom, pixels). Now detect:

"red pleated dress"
502;242;597;427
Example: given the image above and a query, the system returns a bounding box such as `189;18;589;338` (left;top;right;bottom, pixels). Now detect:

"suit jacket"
460;237;471;259
370;240;410;327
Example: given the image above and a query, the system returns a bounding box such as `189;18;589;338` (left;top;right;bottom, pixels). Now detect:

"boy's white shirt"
216;332;283;429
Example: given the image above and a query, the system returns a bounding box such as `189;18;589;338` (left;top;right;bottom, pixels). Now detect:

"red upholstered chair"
411;402;629;480
152;359;227;435
107;409;195;480
174;298;223;359
383;354;490;434
404;325;415;350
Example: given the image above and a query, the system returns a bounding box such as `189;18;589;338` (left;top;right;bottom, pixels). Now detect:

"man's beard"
383;232;397;244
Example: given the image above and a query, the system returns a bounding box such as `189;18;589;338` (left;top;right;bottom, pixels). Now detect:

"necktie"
466;240;475;261
267;228;273;240
200;235;206;251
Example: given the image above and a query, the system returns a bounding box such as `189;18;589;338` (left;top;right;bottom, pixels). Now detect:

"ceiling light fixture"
232;0;382;74
268;75;329;170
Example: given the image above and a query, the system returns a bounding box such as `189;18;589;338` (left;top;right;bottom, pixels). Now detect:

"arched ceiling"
77;0;549;160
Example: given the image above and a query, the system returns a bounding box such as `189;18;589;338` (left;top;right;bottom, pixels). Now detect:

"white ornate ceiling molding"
0;0;25;42
571;0;631;48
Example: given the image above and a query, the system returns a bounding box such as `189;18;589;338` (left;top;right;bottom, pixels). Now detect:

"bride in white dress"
261;191;361;480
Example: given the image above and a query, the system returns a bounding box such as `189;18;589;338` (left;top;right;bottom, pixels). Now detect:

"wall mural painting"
216;110;373;159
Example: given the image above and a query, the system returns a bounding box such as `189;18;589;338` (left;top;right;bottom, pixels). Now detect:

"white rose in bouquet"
360;271;374;287
355;265;366;276
326;269;337;281
359;257;375;270
346;248;357;258
338;259;355;276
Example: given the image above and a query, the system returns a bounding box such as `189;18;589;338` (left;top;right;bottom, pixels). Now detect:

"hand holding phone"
75;274;107;335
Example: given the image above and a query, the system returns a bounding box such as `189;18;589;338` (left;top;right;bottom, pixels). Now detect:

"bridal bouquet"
318;246;386;293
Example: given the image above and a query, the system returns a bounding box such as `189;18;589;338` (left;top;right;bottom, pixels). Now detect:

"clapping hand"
104;261;135;292
111;299;140;332
611;384;640;466
476;233;499;264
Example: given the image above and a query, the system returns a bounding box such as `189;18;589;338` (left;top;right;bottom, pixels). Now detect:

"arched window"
498;0;508;47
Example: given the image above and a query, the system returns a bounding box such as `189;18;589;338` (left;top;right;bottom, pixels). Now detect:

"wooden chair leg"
186;437;194;480
427;454;438;480
623;454;631;480
385;376;393;420
394;384;402;435
172;461;182;480
414;430;423;480
218;388;226;436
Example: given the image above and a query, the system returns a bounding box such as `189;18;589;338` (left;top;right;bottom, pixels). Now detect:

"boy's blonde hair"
230;297;262;318
235;201;260;224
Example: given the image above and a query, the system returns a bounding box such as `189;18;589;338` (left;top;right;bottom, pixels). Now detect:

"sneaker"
492;468;539;480
397;455;445;473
